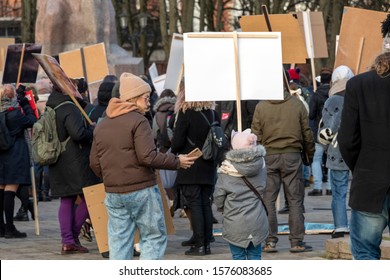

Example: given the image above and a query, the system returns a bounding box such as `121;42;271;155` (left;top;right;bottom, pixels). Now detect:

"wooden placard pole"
16;43;25;85
302;11;317;92
261;5;290;93
233;32;243;133
356;37;365;74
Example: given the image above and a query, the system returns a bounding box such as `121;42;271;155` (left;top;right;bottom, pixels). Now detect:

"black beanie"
97;82;115;105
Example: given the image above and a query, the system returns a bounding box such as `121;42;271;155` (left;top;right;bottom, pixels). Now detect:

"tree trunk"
21;0;37;43
169;0;177;34
159;0;170;60
215;0;223;31
205;0;216;31
199;0;206;31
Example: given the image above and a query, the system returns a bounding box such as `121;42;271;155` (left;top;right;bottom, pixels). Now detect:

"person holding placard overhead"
170;82;221;256
0;84;37;238
251;85;314;253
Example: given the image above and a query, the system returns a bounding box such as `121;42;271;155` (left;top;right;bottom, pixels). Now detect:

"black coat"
46;91;100;197
171;109;219;186
0;101;36;185
339;70;390;213
309;83;329;141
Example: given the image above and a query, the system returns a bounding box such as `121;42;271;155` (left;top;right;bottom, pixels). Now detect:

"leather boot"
5;224;27;238
13;206;29;221
185;245;206;256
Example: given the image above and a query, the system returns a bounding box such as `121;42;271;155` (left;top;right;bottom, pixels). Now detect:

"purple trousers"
58;195;89;245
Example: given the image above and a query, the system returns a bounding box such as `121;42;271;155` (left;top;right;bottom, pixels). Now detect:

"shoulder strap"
53;101;75;110
200;110;215;127
242;176;268;216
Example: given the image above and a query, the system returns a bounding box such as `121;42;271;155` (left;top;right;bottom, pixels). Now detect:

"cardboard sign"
334;7;388;74
0;38;15;74
148;62;159;80
59;43;109;83
240;14;308;64
83;181;175;254
293;11;328;59
152;74;166;96
2;43;42;84
183;32;283;102
164;33;184;94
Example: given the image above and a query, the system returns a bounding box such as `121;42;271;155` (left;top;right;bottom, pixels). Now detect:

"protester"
318;65;354;239
251;85;314;253
170;82;220;256
88;81;115;123
308;68;332;196
214;129;268;260
338;52;390;259
45;81;100;254
0;84;37;238
89;72;196;260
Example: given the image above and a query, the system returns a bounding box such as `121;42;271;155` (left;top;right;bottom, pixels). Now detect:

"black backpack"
157;110;174;149
0;111;15;151
188;110;227;162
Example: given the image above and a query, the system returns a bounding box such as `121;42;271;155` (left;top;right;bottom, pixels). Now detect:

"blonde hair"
373;52;390;76
0;84;16;99
175;81;215;113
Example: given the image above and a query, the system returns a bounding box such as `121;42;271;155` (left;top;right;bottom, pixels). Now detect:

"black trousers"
181;184;213;247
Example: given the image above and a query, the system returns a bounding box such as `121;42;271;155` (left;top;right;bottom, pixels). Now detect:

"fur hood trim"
153;96;176;112
225;145;266;163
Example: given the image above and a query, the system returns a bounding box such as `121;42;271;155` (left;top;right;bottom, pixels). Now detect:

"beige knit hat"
119;72;151;101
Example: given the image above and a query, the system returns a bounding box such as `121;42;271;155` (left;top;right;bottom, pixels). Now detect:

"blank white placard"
164;33;183;93
183;32;283;102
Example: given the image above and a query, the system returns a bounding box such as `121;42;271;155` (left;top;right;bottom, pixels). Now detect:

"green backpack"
32;101;74;166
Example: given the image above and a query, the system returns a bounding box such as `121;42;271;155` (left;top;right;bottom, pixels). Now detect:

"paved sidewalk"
0;184;340;260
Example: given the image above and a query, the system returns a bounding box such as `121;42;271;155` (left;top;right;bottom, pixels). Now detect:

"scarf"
0;96;19;113
217;159;242;177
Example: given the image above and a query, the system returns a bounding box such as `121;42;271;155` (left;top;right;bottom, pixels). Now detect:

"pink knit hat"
231;129;257;150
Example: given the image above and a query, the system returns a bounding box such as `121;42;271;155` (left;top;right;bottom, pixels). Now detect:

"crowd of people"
2;17;390;260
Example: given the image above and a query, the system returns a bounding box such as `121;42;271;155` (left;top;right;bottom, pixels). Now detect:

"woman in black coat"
45;88;100;255
170;84;219;256
0;84;36;238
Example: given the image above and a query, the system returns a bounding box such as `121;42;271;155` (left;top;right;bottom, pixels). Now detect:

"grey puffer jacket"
214;145;269;248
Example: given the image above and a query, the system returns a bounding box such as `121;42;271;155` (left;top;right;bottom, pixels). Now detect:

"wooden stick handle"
16;43;25;85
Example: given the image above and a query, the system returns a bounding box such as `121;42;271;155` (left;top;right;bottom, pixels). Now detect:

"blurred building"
0;0;21;38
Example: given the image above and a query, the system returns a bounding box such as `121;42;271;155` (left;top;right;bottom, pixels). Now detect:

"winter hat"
97;82;115;105
231;129;257;150
119;72;151;101
329;65;354;96
288;68;300;81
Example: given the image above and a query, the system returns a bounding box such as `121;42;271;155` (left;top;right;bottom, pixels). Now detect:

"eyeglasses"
141;95;150;103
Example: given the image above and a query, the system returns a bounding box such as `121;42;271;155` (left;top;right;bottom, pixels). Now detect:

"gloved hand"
16;84;27;101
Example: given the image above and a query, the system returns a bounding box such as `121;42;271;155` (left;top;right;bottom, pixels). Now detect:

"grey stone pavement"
0;182;340;260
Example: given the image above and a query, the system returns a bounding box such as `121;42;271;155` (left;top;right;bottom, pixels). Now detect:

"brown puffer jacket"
90;98;180;194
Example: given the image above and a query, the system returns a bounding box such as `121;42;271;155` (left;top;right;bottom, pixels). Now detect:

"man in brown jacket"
89;72;196;260
251;90;314;253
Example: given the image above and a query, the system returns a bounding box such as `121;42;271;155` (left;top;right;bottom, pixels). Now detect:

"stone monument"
34;0;143;79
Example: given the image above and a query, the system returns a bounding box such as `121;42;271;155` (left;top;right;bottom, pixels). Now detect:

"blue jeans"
312;143;330;190
229;242;262;260
350;196;390;260
329;169;349;231
105;185;167;260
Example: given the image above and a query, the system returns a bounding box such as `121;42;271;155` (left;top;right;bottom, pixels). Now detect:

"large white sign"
164;33;184;93
183;32;283;102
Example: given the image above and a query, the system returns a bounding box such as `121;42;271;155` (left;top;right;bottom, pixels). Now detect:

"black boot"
41;192;51;202
185;245;206;256
5;224;27;239
14;206;29;221
28;199;35;220
181;235;195;247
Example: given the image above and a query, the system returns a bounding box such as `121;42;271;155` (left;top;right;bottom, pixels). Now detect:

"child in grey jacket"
214;129;268;260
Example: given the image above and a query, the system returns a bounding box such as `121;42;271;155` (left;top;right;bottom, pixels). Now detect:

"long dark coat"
170;109;219;186
46;91;100;197
339;70;390;213
0;102;36;185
